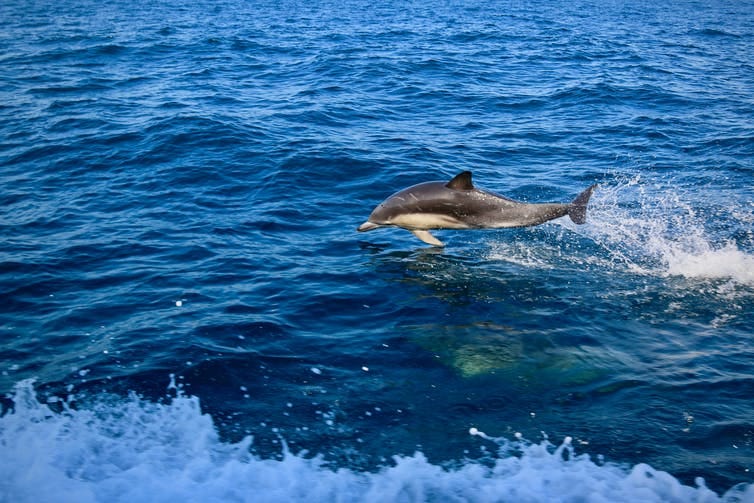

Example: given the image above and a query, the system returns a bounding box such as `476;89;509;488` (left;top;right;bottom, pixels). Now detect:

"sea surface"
1;0;753;501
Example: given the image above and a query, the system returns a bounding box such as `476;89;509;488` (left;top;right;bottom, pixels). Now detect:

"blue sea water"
1;0;754;500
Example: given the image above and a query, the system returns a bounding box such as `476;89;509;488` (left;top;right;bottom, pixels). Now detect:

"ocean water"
1;0;753;501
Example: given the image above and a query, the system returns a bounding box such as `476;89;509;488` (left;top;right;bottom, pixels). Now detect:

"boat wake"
2;380;751;502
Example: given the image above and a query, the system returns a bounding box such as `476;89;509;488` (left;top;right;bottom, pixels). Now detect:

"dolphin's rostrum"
357;171;597;247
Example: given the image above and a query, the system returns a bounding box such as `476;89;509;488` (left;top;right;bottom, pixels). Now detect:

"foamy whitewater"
2;380;751;503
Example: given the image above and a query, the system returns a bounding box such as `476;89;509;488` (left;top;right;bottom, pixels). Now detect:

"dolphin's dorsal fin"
445;171;474;191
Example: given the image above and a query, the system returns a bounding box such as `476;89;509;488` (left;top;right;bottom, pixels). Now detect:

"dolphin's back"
381;182;517;225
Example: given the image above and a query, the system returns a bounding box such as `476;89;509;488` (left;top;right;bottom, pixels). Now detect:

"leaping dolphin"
357;171;596;247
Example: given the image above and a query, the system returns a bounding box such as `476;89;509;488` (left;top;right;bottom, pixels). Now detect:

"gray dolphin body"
357;171;597;247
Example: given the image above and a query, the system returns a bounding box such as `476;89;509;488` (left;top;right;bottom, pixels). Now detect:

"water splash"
586;174;754;285
487;174;754;287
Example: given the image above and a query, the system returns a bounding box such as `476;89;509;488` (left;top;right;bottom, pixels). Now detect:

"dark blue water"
2;0;753;500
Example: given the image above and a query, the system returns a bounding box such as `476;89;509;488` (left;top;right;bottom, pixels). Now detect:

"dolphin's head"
357;220;382;231
357;202;394;232
358;179;457;232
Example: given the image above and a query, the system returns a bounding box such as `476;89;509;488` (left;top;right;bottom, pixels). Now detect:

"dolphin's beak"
357;221;381;232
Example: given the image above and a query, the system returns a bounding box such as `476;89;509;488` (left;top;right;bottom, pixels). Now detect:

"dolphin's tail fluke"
568;184;597;225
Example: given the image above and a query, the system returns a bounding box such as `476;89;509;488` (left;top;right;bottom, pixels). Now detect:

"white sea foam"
663;242;754;283
1;380;751;503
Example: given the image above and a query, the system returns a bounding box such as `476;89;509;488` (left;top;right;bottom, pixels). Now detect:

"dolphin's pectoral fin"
411;230;445;247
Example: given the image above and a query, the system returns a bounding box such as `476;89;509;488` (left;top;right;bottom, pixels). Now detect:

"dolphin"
357;171;597;247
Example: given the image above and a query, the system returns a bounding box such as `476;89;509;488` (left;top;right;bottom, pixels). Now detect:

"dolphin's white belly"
390;213;472;230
